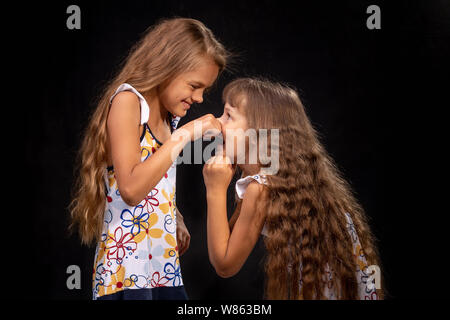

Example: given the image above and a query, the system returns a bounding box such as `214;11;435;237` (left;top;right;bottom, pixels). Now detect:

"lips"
182;100;191;110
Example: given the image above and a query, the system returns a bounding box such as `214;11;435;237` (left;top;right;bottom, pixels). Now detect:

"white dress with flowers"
92;83;184;299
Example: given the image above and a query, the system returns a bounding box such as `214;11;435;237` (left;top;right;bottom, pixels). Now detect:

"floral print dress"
92;83;184;300
235;173;379;300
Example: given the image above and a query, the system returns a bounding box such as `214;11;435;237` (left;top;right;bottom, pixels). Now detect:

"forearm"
122;133;189;205
206;189;231;271
176;207;184;223
228;202;241;232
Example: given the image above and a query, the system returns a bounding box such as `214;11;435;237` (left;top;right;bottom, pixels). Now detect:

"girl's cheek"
180;89;192;101
222;124;237;144
163;84;188;105
160;88;176;107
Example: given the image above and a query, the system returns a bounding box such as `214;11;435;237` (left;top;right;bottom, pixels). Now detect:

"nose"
218;113;228;129
217;115;225;126
192;91;203;104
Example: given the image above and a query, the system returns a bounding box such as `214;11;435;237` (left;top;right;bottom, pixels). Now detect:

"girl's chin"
224;152;238;163
170;108;187;118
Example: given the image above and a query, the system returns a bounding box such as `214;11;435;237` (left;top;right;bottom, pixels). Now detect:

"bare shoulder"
241;181;267;216
111;90;140;104
243;181;266;200
108;91;141;126
235;180;267;237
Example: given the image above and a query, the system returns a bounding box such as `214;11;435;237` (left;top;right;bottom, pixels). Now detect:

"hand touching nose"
202;115;223;140
180;114;222;141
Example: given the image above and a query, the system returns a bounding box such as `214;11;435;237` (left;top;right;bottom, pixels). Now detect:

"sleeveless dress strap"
110;83;150;125
235;174;268;199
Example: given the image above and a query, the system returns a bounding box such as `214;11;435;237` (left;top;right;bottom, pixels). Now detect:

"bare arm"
107;92;189;206
108;92;221;206
228;201;242;232
206;182;265;278
176;207;191;256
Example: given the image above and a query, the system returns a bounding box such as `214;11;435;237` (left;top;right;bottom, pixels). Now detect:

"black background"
16;0;449;300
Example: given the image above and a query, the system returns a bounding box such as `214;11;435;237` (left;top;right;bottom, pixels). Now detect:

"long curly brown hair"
223;78;383;299
69;17;230;245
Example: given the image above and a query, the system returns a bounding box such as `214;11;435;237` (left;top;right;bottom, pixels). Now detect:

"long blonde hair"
223;78;383;299
69;17;230;245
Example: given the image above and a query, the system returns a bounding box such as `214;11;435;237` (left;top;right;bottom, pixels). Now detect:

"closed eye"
189;84;201;90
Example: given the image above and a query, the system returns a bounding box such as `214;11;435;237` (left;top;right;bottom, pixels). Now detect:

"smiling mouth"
182;100;191;110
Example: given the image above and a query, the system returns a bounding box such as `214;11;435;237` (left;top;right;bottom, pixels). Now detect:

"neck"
143;89;169;129
238;163;260;177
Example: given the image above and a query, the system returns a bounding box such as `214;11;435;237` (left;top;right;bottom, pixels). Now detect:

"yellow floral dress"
92;83;184;300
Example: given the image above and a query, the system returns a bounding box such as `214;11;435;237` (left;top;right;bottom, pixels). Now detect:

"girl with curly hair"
203;77;383;299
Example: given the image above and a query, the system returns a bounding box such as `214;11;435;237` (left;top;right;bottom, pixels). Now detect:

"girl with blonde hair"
70;17;229;300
